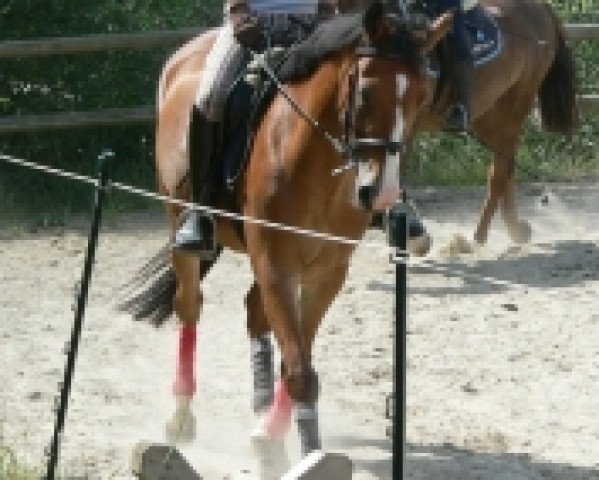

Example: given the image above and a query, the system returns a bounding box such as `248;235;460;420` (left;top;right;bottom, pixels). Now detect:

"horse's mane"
278;11;422;83
278;13;364;81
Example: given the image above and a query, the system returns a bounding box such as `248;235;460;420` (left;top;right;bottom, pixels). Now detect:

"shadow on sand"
330;436;599;480
367;240;598;296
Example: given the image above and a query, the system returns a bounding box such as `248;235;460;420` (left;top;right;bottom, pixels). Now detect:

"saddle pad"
427;5;503;77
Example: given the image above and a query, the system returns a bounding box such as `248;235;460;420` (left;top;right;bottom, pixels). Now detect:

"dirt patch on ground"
1;184;598;479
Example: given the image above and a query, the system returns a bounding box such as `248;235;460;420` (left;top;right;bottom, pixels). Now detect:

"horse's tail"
538;14;578;133
117;245;222;326
117;245;176;327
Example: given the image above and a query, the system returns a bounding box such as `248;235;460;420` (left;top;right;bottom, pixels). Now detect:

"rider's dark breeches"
436;0;470;61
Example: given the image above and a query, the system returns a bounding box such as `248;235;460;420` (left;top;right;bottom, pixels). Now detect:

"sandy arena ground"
1;183;598;479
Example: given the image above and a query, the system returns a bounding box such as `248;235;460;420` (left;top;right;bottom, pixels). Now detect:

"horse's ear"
419;11;454;55
363;2;385;39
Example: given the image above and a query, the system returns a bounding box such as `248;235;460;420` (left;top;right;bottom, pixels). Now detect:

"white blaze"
377;74;408;209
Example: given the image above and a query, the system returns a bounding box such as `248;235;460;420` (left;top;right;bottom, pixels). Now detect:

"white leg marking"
378;74;409;208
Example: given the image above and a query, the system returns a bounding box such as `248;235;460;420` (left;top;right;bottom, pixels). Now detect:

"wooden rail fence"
0;23;597;134
0;28;204;58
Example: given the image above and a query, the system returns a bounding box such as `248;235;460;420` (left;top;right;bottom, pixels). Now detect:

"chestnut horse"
122;0;575;475
121;3;450;475
348;0;578;245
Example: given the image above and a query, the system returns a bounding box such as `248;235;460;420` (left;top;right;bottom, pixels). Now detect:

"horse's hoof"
510;221;532;244
165;409;196;444
440;233;473;258
251;434;290;480
473;229;487;246
408;233;432;257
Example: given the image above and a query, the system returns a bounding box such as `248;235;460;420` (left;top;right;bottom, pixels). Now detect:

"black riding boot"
173;106;218;259
445;58;472;132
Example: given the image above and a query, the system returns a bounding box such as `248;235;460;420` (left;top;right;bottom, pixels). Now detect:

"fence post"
44;150;113;480
386;203;408;480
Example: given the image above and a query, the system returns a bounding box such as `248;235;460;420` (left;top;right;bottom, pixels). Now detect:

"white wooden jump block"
131;442;202;480
282;451;352;480
131;443;351;480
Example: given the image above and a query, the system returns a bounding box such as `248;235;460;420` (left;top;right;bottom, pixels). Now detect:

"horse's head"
345;2;452;211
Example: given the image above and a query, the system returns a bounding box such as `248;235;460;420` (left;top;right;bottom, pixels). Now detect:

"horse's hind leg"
501;165;532;243
246;281;291;479
473;103;531;245
166;252;202;443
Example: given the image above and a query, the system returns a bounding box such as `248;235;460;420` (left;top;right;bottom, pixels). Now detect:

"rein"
250;44;404;175
250;48;349;159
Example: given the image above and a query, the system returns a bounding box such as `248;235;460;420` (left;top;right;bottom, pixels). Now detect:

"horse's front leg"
247;281;294;439
247;237;315;400
246;248;316;477
295;261;351;456
246;282;293;479
166;252;202;443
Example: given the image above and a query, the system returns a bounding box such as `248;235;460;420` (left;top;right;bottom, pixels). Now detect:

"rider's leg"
173;22;245;257
439;0;472;132
173;107;218;257
196;22;246;121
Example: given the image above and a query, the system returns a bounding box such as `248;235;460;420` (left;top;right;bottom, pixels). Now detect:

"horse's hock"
131;442;352;480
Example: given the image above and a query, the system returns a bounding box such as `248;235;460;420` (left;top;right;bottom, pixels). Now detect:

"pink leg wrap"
173;325;197;397
265;380;293;440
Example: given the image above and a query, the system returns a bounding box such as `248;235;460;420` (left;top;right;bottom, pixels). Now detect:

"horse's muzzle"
354;162;380;211
355;174;400;212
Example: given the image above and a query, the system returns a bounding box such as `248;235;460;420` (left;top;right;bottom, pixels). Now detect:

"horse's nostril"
358;184;375;210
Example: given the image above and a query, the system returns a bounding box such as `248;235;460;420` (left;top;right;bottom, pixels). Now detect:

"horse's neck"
293;51;353;125
276;50;354;167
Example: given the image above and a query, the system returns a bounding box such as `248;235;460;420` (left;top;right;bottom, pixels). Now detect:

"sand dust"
1;183;598;479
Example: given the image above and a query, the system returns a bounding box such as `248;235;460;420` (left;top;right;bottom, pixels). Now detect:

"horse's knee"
284;363;319;404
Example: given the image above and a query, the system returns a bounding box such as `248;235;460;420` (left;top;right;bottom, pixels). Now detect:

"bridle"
251;33;408;177
337;44;406;174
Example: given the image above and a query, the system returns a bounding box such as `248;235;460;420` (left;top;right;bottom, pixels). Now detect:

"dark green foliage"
405;0;599;186
0;1;222;223
0;0;597;225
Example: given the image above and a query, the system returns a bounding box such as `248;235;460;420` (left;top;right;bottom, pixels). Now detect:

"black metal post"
44;150;113;480
387;204;408;480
